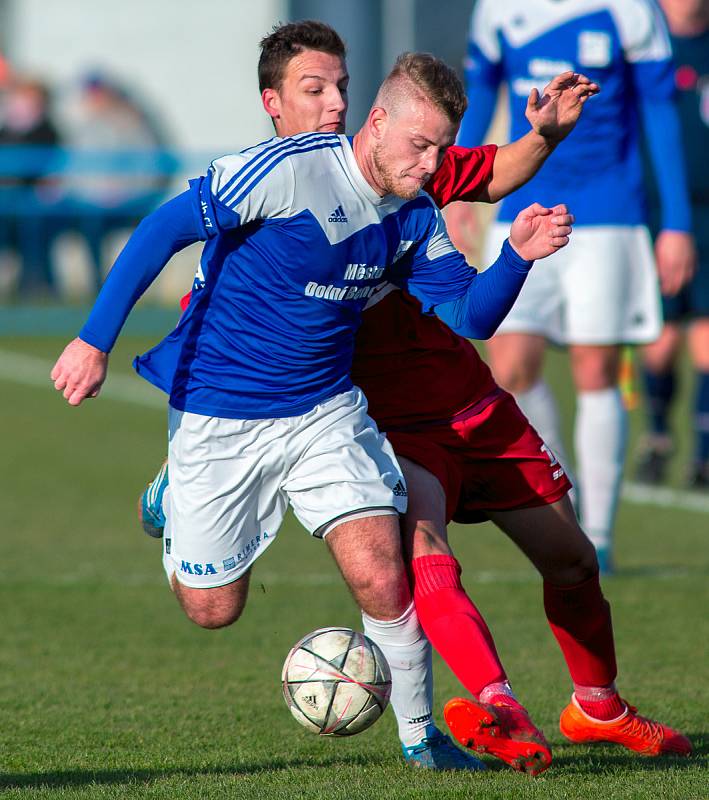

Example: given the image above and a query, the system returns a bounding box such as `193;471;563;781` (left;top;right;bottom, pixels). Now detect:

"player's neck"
352;130;387;197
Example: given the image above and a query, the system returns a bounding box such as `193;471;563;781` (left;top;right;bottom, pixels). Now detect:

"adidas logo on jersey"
393;480;407;497
328;204;348;223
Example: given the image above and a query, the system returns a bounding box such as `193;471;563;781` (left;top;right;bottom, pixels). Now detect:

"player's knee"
184;603;244;629
546;533;599;585
174;584;247;629
495;363;538;394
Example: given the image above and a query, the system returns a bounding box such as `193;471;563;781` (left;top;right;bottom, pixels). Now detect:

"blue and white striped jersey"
458;0;691;230
133;133;495;419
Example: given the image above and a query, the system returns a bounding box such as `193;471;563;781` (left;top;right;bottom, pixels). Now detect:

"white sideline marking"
622;481;709;515
2;348;708;515
0;347;166;410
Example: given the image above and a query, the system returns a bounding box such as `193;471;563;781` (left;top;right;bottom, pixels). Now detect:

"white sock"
515;379;577;507
362;602;434;748
574;387;628;552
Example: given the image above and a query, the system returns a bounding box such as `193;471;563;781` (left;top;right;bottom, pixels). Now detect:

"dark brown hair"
383;52;467;124
258;20;346;92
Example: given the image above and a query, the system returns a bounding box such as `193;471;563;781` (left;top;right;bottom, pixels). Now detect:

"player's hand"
443;201;480;260
50;337;108;406
509;203;573;261
525;71;600;143
655;230;696;297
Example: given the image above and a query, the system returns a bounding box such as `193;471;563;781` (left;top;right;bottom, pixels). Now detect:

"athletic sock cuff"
412;554;462;595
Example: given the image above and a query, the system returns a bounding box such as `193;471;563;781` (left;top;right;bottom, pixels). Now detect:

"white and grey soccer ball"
282;627;391;736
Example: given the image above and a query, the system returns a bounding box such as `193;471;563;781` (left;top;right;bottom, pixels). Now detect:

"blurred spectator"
59;71;172;291
0;75;62;295
636;0;709;489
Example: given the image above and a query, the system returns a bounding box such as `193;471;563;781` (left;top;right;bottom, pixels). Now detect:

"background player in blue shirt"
636;0;709;489
50;50;574;760
455;0;696;573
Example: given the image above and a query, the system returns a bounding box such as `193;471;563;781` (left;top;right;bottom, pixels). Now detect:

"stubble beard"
372;142;421;201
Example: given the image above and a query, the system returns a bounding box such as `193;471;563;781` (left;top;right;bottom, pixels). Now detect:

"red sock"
543;574;617;687
412;554;506;697
574;686;625;721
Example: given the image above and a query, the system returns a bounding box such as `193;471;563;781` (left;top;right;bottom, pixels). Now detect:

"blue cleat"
402;724;486;771
138;459;168;539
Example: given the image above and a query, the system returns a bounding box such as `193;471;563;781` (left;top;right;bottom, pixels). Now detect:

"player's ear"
368;106;388;140
262;88;281;122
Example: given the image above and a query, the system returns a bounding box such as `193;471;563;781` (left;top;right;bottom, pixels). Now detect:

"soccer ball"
282;627;391;736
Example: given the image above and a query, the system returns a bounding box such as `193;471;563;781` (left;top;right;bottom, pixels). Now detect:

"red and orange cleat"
559;695;692;757
444;696;552;776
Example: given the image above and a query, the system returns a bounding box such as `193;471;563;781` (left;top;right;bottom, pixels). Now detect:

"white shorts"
484;224;662;345
163;388;407;589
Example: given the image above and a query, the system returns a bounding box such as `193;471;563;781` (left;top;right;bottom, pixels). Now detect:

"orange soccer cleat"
444;696;552;776
559;695;692;757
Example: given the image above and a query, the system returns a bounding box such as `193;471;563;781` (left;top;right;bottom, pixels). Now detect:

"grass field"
1;335;707;799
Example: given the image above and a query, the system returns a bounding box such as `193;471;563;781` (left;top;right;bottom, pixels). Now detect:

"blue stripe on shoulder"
226;139;343;210
218;133;338;204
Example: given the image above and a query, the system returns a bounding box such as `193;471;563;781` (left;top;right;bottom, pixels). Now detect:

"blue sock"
642;369;676;436
694;371;709;464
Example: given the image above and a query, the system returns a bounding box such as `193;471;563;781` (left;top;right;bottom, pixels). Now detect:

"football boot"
559;694;692;756
444;696;552;776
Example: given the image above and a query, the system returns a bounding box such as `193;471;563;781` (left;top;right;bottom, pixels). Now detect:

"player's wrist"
502;238;534;271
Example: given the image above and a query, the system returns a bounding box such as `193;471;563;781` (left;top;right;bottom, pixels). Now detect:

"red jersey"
352;144;499;429
179;144;500;428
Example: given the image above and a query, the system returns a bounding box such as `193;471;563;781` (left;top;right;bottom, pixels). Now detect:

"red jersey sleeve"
424;144;497;208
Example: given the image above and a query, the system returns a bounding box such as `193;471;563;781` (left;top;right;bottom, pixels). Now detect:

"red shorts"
385;390;572;524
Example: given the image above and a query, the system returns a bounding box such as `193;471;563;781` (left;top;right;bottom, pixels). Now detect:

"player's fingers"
527;87;539;107
551;225;572;237
53;372;68;391
527;202;552;216
67;389;86;406
551;214;574;226
551;204;569;216
550;235;570;248
549;70;577;88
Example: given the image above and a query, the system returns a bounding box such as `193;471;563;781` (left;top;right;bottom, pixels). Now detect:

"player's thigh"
326;513;410;620
561;226;661;346
284;388;407;539
165;407;288;592
397;456;451;560
568;343;622;391
485;333;546;392
488;496;598;585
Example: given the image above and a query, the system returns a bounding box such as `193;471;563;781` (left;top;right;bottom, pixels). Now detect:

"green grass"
1;337;707;799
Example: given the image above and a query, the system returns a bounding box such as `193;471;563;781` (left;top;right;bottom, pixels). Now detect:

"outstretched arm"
51;190;204;405
481;72;599;203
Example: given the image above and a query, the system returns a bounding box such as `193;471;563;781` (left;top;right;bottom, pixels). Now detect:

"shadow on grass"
549;731;707;773
0;752;391;790
2;741;705;789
